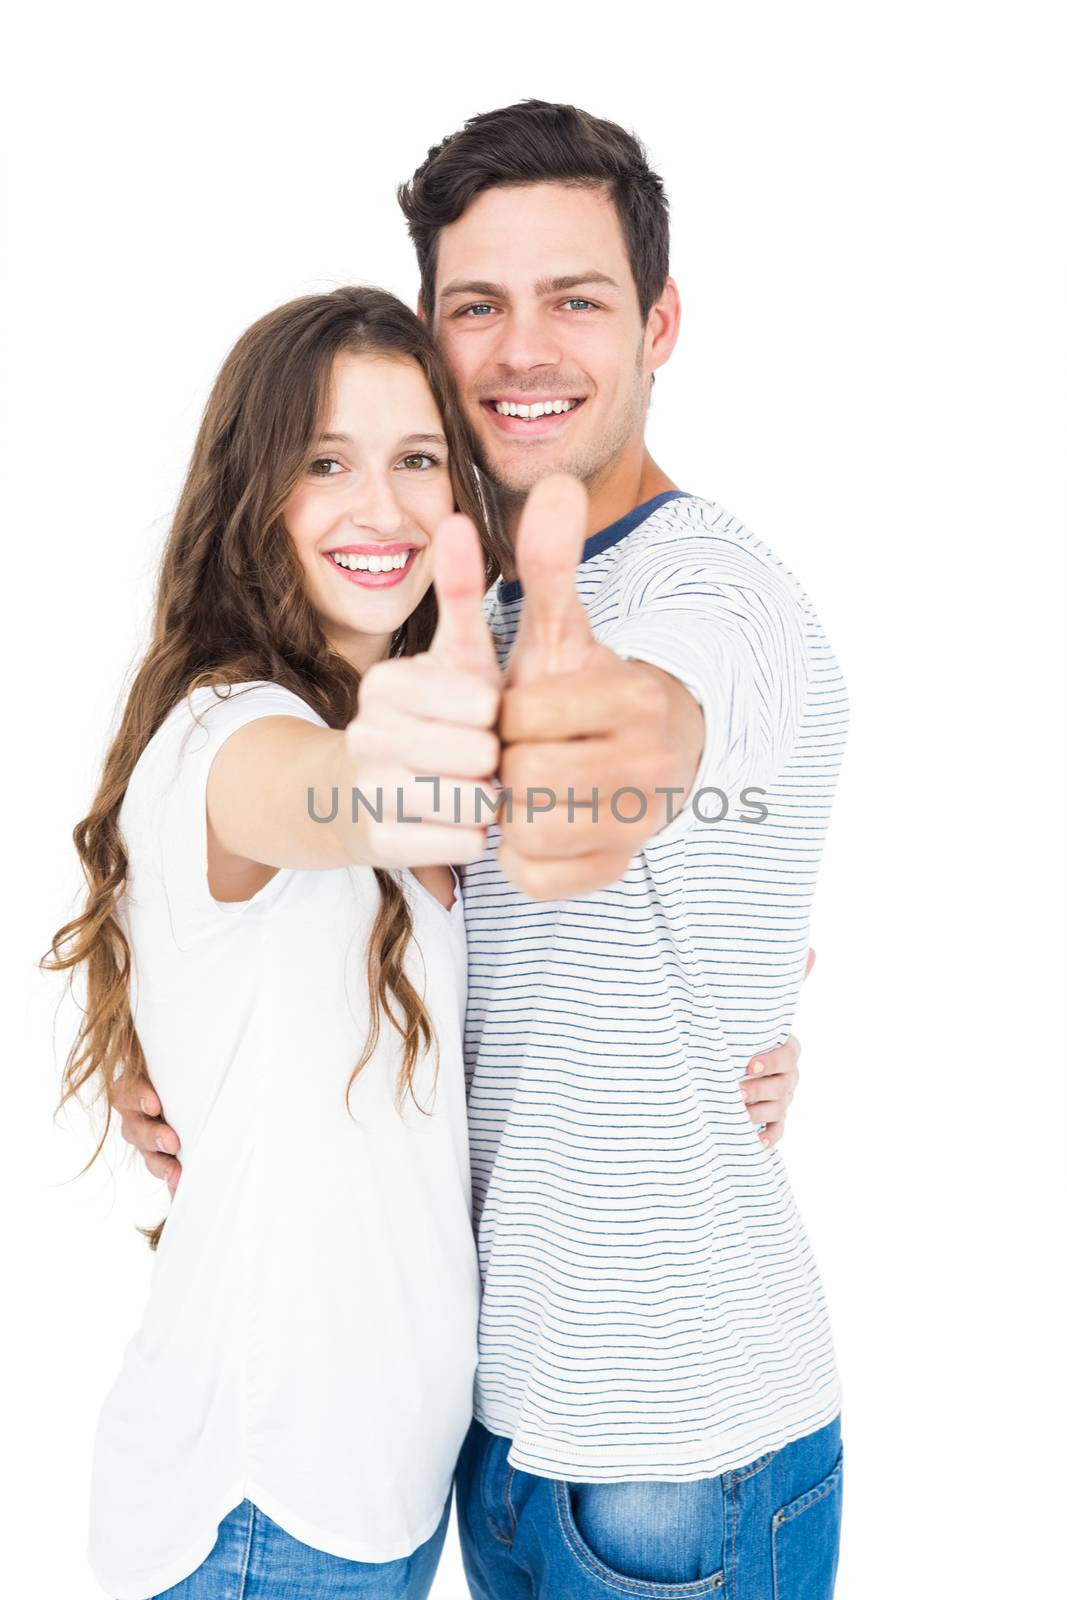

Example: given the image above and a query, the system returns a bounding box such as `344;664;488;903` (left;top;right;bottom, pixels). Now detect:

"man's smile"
480;395;587;438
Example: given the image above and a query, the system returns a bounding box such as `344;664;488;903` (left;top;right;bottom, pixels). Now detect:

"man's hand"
113;1072;182;1193
739;949;816;1147
498;475;704;900
342;511;502;866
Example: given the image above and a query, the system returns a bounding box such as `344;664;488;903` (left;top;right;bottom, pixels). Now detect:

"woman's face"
285;352;455;672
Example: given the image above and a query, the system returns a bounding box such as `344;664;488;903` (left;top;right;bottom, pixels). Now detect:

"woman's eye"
307;457;343;478
398;453;441;472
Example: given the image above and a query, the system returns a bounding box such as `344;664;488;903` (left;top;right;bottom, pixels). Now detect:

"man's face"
432;183;656;498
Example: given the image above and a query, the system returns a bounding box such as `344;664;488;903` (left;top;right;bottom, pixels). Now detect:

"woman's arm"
207;514;501;893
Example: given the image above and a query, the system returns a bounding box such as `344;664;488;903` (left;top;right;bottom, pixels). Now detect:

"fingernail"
140;1097;150;1114
154;1137;169;1154
760;1134;770;1147
738;1086;750;1102
751;1059;765;1075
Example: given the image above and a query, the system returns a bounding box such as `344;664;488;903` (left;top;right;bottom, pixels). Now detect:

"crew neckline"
402;865;464;921
497;490;692;604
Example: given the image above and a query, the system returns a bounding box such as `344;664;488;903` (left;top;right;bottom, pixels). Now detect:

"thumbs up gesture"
497;475;705;900
429;511;503;686
505;475;604;684
343;511;501;867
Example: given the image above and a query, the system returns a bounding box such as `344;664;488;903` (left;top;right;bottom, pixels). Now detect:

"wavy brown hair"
42;287;499;1245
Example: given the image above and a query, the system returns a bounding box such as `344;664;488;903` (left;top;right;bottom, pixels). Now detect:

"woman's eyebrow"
315;431;447;448
398;432;447;449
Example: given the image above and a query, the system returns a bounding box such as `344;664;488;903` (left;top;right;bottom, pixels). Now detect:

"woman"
44;286;506;1598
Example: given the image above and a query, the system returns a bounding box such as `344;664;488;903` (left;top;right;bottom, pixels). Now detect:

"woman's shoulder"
154;679;326;757
124;680;327;828
167;678;326;738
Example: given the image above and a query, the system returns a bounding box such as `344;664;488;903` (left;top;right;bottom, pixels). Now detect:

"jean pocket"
554;1477;726;1596
771;1449;843;1600
477;1426;519;1547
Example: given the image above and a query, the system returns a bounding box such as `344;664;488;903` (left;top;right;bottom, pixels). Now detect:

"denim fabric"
149;1494;450;1599
455;1416;843;1599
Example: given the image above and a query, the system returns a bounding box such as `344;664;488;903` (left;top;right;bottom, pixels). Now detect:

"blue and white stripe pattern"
462;492;849;1481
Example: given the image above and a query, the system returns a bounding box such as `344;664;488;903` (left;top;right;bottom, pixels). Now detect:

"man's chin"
476;443;586;498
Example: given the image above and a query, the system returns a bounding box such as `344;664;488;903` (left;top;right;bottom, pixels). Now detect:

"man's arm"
117;1006;810;1190
498;657;703;900
495;475;806;900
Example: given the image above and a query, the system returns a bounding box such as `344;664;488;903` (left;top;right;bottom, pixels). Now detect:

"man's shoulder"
612;492;810;608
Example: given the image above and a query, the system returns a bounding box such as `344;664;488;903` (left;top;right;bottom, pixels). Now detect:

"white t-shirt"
464;492;848;1480
89;682;480;1600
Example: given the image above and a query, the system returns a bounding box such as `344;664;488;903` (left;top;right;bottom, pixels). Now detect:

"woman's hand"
341;512;503;867
738;948;816;1147
739;1035;801;1148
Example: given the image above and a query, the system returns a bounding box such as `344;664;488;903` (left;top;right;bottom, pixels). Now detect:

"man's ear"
416;293;430;327
644;276;681;378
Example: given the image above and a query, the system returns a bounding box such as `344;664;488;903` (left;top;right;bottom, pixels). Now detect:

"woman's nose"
344;473;407;536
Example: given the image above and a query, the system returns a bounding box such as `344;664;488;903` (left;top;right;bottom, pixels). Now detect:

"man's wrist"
626;660;705;801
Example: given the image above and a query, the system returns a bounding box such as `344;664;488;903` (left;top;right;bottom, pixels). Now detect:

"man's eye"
459;303;496;317
563;298;596;311
308;457;343;478
398;453;441;471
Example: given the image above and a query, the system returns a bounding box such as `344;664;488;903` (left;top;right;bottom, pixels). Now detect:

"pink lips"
323;543;419;590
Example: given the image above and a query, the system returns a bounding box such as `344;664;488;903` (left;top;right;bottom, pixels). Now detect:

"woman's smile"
323;540;422;589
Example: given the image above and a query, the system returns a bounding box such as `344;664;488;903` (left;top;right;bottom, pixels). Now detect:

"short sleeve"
121;680;329;946
595;531;809;845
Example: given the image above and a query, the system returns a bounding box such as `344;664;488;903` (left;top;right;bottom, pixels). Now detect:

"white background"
3;4;1064;1596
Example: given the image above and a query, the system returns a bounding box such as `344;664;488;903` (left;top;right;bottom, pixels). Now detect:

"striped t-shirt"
462;490;849;1481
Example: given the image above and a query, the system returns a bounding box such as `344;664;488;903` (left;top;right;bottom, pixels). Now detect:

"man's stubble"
474;343;649;531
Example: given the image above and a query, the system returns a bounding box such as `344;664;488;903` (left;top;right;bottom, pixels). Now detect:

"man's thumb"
511;475;591;676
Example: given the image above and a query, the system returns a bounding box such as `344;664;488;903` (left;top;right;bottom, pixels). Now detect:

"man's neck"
496;450;677;580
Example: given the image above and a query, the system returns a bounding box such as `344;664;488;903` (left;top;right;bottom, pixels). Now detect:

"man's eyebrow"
436;280;507;303
436;271;621;303
315;431;447;448
534;271;621;295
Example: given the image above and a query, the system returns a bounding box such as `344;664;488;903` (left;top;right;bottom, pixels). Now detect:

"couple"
48;101;847;1599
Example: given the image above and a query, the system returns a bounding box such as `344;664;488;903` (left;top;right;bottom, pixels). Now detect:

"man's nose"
491;306;562;374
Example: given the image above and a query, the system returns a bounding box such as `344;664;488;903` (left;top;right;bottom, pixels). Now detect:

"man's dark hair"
398;100;670;323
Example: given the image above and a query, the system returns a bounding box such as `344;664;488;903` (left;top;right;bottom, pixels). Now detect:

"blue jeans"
455;1415;843;1599
149;1494;450;1599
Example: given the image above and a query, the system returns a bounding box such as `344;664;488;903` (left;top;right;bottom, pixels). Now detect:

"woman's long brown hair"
42;287;499;1246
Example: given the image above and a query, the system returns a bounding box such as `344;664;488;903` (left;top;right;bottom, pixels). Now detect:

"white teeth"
494;399;578;418
329;550;413;573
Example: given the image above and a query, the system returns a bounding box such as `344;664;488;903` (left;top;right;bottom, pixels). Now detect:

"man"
400;101;846;1599
120;102;844;1596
